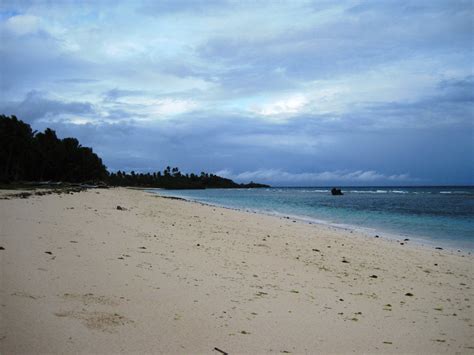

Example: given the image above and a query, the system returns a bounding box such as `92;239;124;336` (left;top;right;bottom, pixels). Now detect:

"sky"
0;0;473;186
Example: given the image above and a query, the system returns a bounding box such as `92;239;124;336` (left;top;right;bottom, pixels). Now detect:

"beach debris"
138;246;146;249
374;235;380;238
116;205;126;211
70;240;78;243
342;258;349;263
405;292;414;297
404;238;410;241
369;275;378;278
339;298;344;301
312;248;320;252
383;341;393;345
45;251;53;255
240;330;250;335
0;246;4;250
214;347;228;355
196;243;200;246
435;247;443;250
400;242;404;245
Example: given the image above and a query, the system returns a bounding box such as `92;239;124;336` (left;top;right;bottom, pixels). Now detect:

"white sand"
0;187;472;354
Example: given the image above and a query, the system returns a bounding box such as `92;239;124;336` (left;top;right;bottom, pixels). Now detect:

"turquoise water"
149;186;474;250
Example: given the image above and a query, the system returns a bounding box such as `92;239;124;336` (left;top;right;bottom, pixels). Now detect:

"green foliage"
108;168;269;189
0;115;108;183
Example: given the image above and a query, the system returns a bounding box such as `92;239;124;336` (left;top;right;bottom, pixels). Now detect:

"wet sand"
0;187;472;353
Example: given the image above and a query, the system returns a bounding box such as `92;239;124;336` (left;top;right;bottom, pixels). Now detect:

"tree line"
108;168;268;189
0;115;269;189
1;115;108;183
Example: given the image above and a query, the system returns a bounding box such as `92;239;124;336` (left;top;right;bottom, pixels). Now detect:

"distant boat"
331;188;343;196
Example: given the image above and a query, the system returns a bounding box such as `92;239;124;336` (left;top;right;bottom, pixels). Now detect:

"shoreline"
149;189;473;255
1;187;473;353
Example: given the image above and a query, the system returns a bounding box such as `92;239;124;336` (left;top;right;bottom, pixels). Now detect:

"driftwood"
214;347;228;355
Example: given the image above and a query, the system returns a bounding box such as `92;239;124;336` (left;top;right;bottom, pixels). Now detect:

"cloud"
149;98;199;117
437;75;474;103
0;91;94;122
138;0;231;16
215;169;413;185
4;14;40;35
103;88;147;102
253;94;309;117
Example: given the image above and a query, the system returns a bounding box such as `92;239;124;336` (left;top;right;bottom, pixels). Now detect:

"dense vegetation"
0;115;269;189
0;115;107;183
108;168;268;189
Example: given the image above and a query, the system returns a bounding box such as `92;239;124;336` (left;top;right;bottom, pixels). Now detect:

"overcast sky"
1;0;473;185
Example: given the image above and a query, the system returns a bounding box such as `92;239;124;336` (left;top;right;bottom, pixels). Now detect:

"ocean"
149;186;474;250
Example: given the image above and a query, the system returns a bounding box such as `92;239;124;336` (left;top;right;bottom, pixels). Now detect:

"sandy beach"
0;187;472;354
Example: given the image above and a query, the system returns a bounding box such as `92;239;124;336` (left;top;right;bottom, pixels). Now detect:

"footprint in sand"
54;311;132;332
56;293;131;331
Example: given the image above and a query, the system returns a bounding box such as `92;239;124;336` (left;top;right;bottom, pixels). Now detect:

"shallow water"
149;186;474;250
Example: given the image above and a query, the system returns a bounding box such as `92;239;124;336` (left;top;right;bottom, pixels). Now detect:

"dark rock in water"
375;235;380;238
435;247;443;250
404;238;410;241
331;188;343;196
